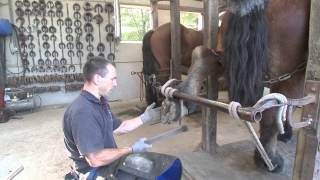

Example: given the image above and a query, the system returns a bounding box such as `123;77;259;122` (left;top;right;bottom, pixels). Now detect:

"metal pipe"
171;90;262;122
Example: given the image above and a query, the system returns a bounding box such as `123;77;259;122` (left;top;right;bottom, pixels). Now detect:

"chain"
263;61;307;85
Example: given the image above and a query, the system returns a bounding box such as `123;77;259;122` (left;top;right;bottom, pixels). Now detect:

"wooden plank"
201;0;219;154
293;0;320;179
170;0;181;79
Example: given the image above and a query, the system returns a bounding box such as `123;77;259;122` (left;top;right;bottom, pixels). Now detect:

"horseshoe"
46;65;53;72
56;10;63;18
31;1;38;8
98;53;105;57
83;12;93;22
42;34;49;41
32;8;41;16
59;42;65;49
31;65;37;72
83;2;92;11
67;42;74;50
15;0;23;8
45;58;52;66
85;33;94;42
94;4;103;14
38;66;45;72
46;1;54;9
93;14;103;24
47;9;55;17
67;50;74;57
87;52;94;60
53;65;59;72
57;19;64;26
55;1;63;10
18;26;26;33
68;65;76;72
38;58;45;66
66;34;74;42
76;42;83;50
15;7;24;17
44;50;51;57
107;53;115;61
73;3;81;12
52;50;59;58
50;34;57;41
97;43;105;52
25;8;32;16
20;42;28;50
60;58;67;65
16;17;25;26
22;58;29;65
41;18;47;26
106;33;114;42
27;34;34;41
65;18;73;27
39;0;46;10
75;27;82;34
43;42;50;49
74;20;82;28
53;58;59;66
49;26;56;33
65;26;73;34
28;42;35;49
29;50;36;58
61;66;67;72
105;24;114;33
105;3;114;14
32;17;40;26
86;44;94;52
73;12;81;19
41;26;48;33
84;23;93;33
76;50;84;57
23;0;30;7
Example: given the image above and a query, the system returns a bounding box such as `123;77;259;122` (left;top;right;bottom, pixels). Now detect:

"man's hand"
131;138;152;153
140;102;161;124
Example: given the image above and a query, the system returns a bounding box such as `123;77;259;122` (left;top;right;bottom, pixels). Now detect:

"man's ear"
92;74;100;85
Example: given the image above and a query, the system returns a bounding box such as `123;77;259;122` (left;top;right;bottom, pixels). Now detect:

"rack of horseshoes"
7;0;120;92
160;78;315;171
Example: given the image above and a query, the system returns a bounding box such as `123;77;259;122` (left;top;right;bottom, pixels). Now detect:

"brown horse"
161;0;310;172
142;22;203;106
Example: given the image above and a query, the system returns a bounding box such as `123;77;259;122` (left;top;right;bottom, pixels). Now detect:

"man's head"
83;56;117;97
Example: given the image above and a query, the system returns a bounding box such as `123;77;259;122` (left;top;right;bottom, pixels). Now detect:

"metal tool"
145;125;188;144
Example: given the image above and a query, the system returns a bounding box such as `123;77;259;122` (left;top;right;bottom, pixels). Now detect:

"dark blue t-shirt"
63;90;122;171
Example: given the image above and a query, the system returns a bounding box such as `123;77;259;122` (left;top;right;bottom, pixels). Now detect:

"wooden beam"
201;0;219;154
293;0;320;179
151;0;159;29
170;0;181;79
121;2;203;13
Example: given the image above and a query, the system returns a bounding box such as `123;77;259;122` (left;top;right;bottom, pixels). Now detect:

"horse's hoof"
278;133;292;143
254;150;284;173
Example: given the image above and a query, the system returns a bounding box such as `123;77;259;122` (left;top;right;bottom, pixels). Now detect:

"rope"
160;79;178;98
228;101;241;120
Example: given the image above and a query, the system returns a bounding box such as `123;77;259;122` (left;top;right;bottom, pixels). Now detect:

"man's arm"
85;147;132;167
113;117;143;135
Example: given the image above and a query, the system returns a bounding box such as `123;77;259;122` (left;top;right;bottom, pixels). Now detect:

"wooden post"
201;0;219;154
293;0;320;179
150;0;158;29
170;0;181;79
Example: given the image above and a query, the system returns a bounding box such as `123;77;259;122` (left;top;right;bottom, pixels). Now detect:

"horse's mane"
142;30;157;75
223;2;268;106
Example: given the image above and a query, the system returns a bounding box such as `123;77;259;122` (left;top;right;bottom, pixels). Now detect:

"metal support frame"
293;0;320;179
170;0;181;79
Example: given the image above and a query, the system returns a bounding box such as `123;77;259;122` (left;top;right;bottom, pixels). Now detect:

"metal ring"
73;12;81;19
23;0;31;7
15;7;24;17
75;27;82;34
42;34;49;41
73;3;81;12
15;0;23;8
28;42;35;49
74;20;82;28
55;1;63;10
29;50;36;58
31;1;38;8
43;42;50;49
16;17;25;26
41;26;48;33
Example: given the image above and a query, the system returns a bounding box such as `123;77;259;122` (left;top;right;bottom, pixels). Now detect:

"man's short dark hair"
83;56;115;82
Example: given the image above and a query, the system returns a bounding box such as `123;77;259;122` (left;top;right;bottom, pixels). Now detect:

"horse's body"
142;23;203;105
161;0;310;172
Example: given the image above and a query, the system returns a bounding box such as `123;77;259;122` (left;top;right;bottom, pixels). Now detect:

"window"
180;11;202;30
120;5;152;41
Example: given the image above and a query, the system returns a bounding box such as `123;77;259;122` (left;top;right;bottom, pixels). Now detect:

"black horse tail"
142;30;159;105
223;1;268;106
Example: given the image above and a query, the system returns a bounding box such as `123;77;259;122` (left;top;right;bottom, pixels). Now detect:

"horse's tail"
142;30;159;105
224;0;268;106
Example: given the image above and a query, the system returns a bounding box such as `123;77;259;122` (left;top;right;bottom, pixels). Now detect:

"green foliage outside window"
120;6;151;41
180;12;201;30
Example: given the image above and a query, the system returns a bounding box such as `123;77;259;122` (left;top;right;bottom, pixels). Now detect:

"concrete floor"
0;96;301;180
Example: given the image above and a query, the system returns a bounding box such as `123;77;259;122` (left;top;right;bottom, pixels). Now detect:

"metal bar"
145;125;188;144
171;90;261;122
170;0;181;79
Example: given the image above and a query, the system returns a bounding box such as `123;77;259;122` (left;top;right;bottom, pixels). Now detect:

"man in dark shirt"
63;56;160;179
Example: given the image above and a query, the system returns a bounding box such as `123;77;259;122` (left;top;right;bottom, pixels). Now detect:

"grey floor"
0;96;301;179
